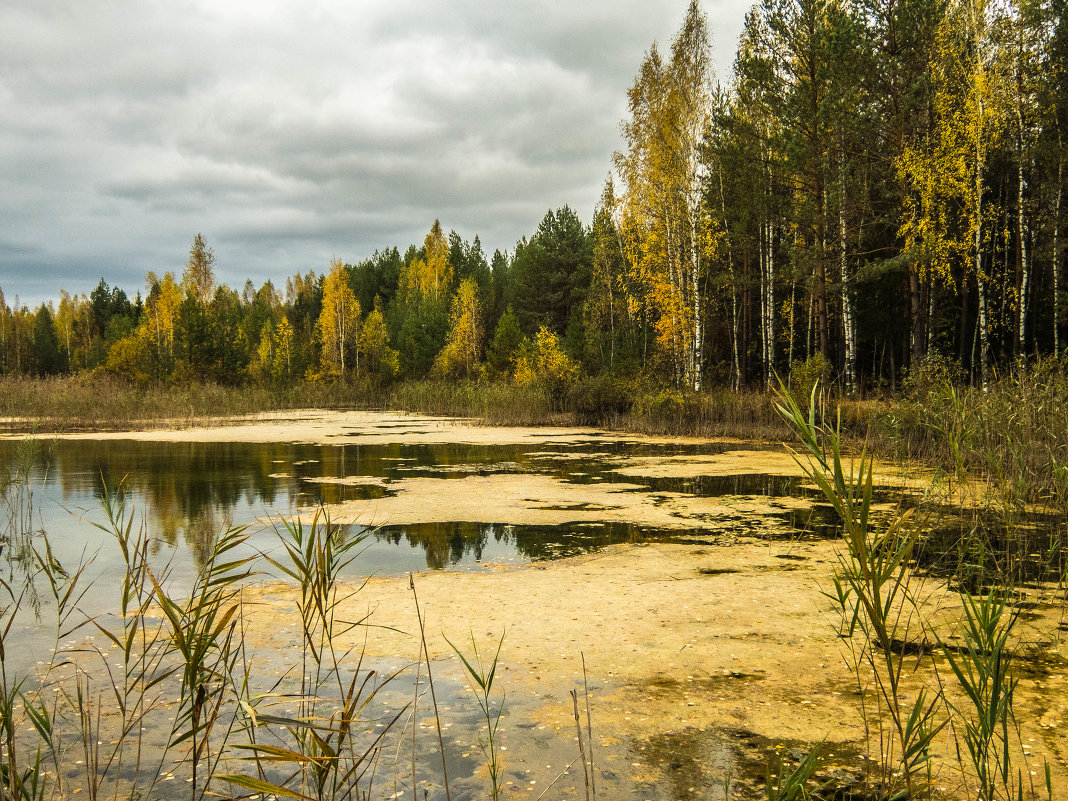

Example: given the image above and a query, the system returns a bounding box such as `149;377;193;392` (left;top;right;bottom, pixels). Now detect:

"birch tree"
898;0;1008;388
318;258;361;377
143;271;183;378
733;5;789;386
615;0;715;390
183;234;216;306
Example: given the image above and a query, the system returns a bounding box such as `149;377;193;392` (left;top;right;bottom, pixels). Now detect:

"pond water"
0;430;841;800
0;436;821;586
7;431;1056;606
1;420;1065;801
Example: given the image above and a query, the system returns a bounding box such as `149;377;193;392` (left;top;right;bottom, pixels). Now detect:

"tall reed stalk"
778;385;944;799
0;436;76;801
445;631;505;801
219;508;400;801
940;588;1024;801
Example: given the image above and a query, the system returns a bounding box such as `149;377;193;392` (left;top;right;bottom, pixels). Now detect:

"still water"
1;436;816;591
0;433;827;800
1;426;1060;801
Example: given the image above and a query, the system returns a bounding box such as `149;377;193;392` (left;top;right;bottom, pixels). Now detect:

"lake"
1;411;1062;800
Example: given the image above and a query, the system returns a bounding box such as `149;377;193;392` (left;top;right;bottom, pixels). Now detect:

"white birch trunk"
1055;153;1063;357
718;167;741;391
839;166;856;394
1017;159;1030;353
690;204;703;392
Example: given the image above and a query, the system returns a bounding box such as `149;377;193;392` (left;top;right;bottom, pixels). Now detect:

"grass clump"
778;385;943;799
779;384;1059;801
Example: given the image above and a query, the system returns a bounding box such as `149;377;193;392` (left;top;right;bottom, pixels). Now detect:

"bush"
514;327;580;410
566;376;632;422
788;353;832;409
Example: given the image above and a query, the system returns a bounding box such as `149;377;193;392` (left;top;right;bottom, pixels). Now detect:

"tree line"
3;0;1067;394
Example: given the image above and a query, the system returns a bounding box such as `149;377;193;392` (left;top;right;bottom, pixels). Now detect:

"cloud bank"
0;0;745;305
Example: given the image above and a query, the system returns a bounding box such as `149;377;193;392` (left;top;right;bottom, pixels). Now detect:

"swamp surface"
2;410;1065;800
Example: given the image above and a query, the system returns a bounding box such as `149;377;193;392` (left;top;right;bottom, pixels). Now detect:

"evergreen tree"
31;304;62;376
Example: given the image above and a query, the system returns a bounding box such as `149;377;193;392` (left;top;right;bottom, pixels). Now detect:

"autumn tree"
317;258;361;377
359;299;400;378
0;289;9;374
54;290;80;372
183;233;216;305
432;278;483;378
514;326;580;409
273;317;296;381
583;181;631;372
141;271;183;380
251;322;275;384
898;0;1008;388
615;0;716;390
393;221;453;375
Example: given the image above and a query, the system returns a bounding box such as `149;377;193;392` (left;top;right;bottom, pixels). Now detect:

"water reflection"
0;438;724;575
368;520;653;570
3;436;1059;583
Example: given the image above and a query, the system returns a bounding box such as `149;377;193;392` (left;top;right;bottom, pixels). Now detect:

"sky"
0;0;749;308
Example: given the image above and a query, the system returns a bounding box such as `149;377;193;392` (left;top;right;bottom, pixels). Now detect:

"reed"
0;436;70;801
219;509;401;801
764;742;825;801
445;630;506;801
879;356;1068;513
1;373;887;444
939;588;1024;801
778;384;945;799
0;375;388;432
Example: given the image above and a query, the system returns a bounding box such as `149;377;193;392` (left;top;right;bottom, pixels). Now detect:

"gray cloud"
0;0;747;307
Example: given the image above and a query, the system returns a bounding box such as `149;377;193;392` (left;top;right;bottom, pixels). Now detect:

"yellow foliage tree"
401;220;452;300
142;271;182;377
317;259;361;377
514;326;579;408
431;278;482;378
273;317;295;380
182;233;216;305
614;0;716;390
359;302;399;378
105;333;151;384
896;0;1008;388
54;290;80;370
251;322;275;384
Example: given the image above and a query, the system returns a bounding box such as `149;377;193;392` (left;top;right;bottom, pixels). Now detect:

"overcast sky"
0;0;748;308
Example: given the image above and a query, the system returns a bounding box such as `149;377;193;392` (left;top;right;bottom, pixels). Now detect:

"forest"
2;0;1067;401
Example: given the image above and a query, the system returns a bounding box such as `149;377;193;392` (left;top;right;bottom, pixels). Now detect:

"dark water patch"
767;504;843;540
1012;647;1067;680
360;520;664;572
534;502;620;511
644;672;766;695
633;729;733;800
631;724;873;801
721;728;875;801
637;473;808;498
913;509;1068;586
